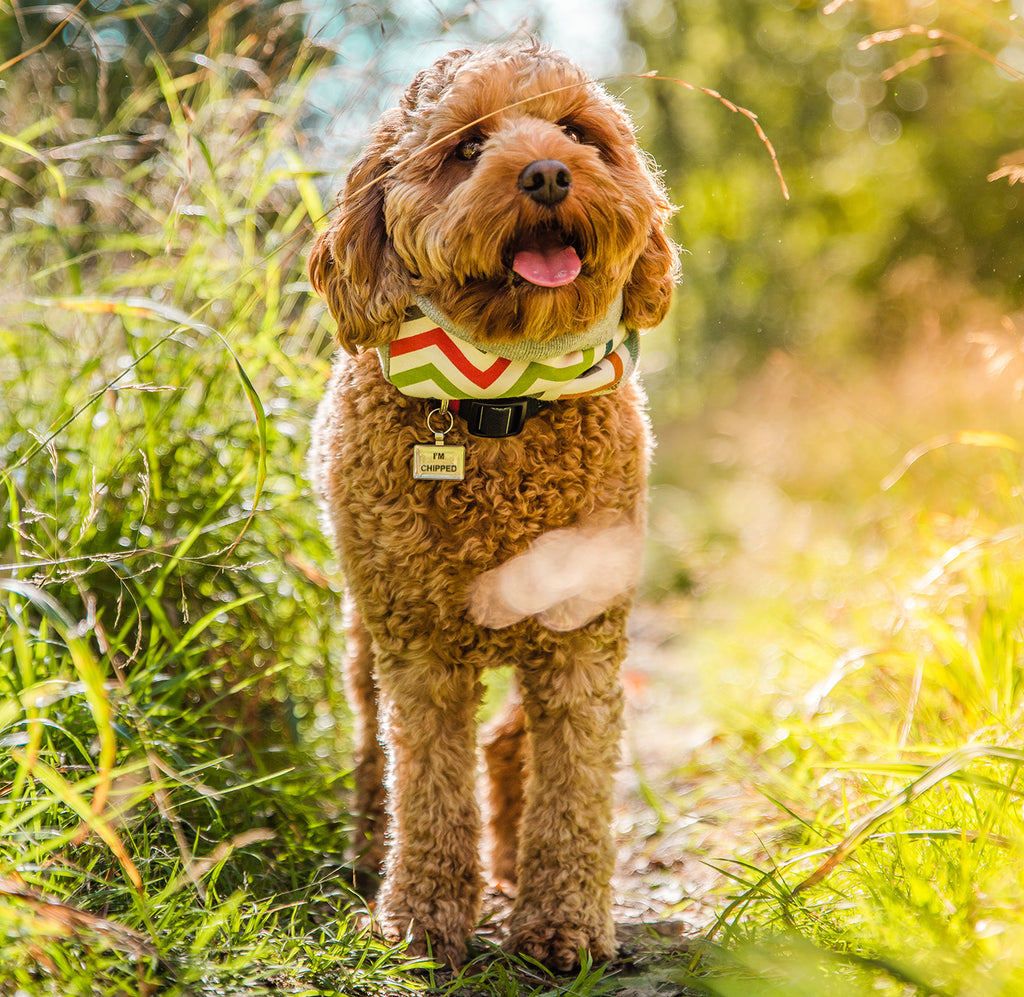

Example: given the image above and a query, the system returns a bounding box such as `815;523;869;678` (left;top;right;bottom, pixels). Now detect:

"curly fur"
308;40;677;970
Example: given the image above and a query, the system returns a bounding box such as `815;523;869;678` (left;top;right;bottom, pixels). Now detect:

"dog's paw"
467;518;643;631
377;892;472;969
535;594;613;632
466;564;530;629
504;918;617;972
402;928;468;970
379;912;469;969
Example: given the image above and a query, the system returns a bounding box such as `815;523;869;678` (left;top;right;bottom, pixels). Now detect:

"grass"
0;6;398;993
639;335;1024;995
4;1;1024;995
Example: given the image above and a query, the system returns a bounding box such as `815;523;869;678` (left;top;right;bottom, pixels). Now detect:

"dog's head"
309;41;677;352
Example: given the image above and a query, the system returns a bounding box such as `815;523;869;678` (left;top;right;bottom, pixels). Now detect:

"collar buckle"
449;397;546;438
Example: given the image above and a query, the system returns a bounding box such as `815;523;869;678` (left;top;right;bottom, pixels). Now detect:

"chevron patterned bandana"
378;297;639;402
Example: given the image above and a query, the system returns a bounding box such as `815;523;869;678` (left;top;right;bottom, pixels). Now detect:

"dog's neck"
414;293;625;362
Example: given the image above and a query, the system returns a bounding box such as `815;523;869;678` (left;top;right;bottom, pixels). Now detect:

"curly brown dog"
308;40;676;970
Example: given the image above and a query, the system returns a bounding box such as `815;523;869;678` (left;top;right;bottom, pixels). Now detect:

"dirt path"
614;601;771;932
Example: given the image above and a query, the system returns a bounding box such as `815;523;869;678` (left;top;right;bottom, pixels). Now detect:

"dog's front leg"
373;653;485;968
505;611;627;971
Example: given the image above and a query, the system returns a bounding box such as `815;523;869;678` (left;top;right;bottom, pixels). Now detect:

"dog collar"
377;295;638;404
446;397;548;438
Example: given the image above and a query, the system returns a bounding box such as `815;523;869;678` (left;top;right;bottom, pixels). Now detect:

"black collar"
446;397;548;438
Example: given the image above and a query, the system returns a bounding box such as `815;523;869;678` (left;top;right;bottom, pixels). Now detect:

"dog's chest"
325;353;649;569
408;430;613;561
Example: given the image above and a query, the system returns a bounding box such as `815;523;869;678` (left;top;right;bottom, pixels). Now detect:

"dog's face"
310;42;677;351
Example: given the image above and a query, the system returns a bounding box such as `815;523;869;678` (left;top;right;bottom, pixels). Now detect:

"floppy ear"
622;214;679;332
308;110;414;353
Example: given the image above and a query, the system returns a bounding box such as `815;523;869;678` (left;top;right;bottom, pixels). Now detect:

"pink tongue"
512;244;581;287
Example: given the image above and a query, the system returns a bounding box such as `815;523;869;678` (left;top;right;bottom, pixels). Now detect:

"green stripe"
503;347;599;397
624;330;639;364
389;363;475;399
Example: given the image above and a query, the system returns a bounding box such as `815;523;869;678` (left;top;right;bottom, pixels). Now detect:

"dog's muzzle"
448;397;547;438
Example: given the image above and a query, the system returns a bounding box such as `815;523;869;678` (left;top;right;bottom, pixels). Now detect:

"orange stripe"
561;349;624;399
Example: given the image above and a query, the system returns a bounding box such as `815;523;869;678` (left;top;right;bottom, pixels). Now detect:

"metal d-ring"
426;401;455;439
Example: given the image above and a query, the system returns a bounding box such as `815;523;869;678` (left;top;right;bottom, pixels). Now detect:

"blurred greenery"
626;0;1024;371
0;0;308;121
3;0;1024;994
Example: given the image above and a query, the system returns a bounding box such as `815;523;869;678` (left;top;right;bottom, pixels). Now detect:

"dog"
307;40;676;970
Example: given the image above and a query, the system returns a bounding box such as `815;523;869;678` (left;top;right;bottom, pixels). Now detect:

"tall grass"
0;5;409;993
679;3;1024;988
646;336;1024;995
631;4;1024;988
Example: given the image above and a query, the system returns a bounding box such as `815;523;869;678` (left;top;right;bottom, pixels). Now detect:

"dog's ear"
308;111;414;354
622;211;679;332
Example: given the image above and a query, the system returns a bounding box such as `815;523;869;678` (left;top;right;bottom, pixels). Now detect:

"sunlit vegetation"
2;0;1024;994
627;0;1024;370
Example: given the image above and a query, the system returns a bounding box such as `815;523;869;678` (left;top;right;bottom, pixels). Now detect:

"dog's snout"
518;159;572;206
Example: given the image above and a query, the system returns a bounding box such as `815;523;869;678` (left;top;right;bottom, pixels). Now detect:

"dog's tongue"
512;238;581;288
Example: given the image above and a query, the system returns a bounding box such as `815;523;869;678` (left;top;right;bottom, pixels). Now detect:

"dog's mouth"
509;229;582;288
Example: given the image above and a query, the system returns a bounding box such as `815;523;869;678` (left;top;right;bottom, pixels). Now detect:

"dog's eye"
561;124;584;144
454;137;484;162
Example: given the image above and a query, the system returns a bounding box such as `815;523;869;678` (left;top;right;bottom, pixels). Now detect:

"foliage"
643;330;1024;994
626;0;1024;368
0;2;367;991
0;0;308;123
652;20;1024;995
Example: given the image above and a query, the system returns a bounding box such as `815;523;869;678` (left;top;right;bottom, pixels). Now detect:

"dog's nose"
518;159;572;206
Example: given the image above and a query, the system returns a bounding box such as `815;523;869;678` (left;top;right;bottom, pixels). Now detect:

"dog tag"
413;443;465;480
413;403;465;481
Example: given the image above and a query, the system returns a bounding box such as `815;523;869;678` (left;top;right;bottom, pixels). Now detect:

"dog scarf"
378;294;638;402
